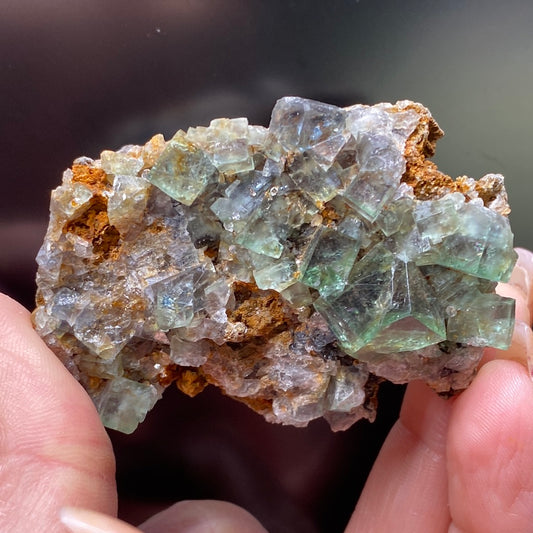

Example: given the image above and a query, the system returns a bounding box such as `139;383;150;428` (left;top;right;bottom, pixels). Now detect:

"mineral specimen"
33;97;517;434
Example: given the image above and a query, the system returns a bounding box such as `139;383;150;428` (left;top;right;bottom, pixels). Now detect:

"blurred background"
1;1;532;531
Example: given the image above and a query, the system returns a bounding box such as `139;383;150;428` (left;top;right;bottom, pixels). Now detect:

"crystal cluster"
33;97;517;433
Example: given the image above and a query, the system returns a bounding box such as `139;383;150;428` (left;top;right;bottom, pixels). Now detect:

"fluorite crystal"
33;97;517;433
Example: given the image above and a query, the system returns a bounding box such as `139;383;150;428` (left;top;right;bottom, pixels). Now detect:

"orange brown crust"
63;195;121;262
174;367;208;397
71;163;108;190
228;281;295;340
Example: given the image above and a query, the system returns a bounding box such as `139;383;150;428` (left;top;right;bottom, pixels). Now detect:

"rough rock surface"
33;97;517;433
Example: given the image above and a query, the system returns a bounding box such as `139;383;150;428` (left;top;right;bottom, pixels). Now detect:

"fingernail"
59;507;140;533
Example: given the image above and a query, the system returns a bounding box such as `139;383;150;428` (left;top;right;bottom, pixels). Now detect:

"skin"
2;249;533;532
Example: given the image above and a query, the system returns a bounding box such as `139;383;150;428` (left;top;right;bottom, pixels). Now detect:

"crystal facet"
33;97;517;433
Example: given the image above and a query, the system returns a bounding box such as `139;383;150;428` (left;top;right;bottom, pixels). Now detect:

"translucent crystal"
210;170;272;232
314;245;410;355
446;292;515;349
253;257;297;292
170;336;209;367
300;227;360;298
101;150;144;176
363;261;447;354
153;273;196;331
341;133;406;221
51;181;93;218
236;211;285;258
33;97;517;433
188;117;255;174
147;131;218;206
95;377;159;434
326;365;368;413
269;96;346;151
280;282;313;308
107;174;150;235
286;151;343;203
416;200;516;282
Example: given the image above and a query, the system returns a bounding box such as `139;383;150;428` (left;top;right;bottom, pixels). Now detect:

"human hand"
2;250;533;533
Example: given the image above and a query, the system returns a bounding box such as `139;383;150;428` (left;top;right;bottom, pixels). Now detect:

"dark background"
1;1;532;531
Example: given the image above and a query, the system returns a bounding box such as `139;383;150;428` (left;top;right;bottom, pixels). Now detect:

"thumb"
139;500;268;533
0;294;117;532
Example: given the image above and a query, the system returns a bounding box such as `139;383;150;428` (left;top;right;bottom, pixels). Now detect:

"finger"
0;294;116;532
60;507;141;533
139;500;269;533
447;360;533;533
346;380;452;532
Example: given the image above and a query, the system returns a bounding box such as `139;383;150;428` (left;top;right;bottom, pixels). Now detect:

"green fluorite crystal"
34;97;517;434
301;226;361;298
148;131;218;206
